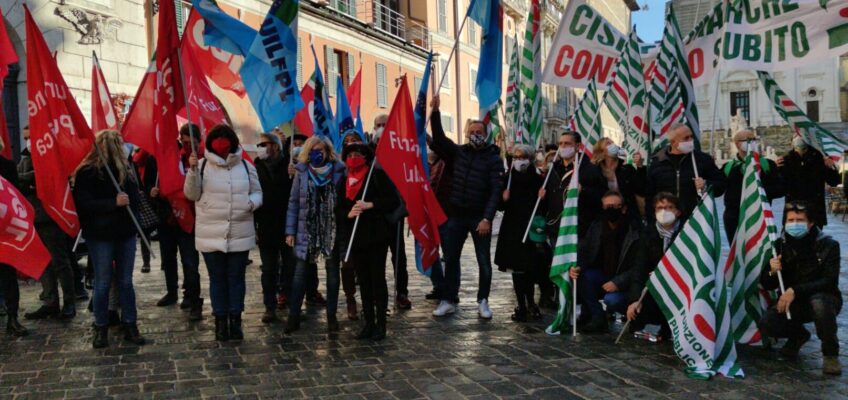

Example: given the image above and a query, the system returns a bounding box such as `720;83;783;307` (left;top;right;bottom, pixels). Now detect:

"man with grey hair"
645;123;725;219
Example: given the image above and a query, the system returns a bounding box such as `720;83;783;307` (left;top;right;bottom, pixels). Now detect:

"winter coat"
645;148;725;219
285;160;346;261
254;154;293;247
184;149;263;253
430;157;455;217
721;157;784;237
336;167;399;250
0;157;18;188
494;167;545;272
779;149;840;227
430;110;504;221
73;164;141;241
628;222;679;302
544;156;606;238
762;229;841;300
598;162;646;218
577;217;644;295
16;150;53;226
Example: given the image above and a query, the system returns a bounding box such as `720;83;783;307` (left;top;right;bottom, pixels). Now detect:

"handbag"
128;166;159;230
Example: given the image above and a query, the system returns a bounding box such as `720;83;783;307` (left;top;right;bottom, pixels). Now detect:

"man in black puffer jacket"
429;95;504;319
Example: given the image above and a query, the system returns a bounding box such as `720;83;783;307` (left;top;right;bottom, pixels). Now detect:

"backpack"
199;158;250;197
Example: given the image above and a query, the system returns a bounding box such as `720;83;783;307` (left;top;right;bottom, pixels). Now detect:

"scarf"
345;164;368;201
656;220;680;251
305;176;337;262
307;164;333;187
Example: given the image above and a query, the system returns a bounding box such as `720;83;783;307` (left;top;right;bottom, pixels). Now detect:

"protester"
572;190;643;333
185;124;263;341
254;131;292;323
776;136;840;228
759;201;842;375
372;114;388;144
281;133;308;310
130;147;158;274
645;124;725;219
543;130;606;239
721;130;785;239
495;144;547;322
285;136;346;333
337;143;398;340
339;130;364;319
429;95;504;318
425;136;453;303
150;125;203;321
72;130;145;348
626;192;682;342
17;126;78;320
0;143;28;337
591;138;645;219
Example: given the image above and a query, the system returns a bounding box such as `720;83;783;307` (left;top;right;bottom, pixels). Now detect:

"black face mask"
603;208;624;224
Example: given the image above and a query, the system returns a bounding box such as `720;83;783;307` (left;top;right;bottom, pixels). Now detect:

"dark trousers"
278;245;295;299
428;224;450;298
511;272;535;311
259;243;291;310
159;225;200;302
0;265;20;315
388;220;408;297
37;223;76;307
633;292;670;337
342;260;357;303
352;245;389;324
723;212;739;245
442;215;492;303
759;293;842;356
202;251;248;316
532;244;554;303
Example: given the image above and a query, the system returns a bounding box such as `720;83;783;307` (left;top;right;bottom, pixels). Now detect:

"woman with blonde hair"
73;130;145;348
285;136;346;333
591;138;645;220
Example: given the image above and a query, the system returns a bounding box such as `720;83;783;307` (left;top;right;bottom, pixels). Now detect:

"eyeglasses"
257;143;271;148
603;205;623;210
785;202;808;212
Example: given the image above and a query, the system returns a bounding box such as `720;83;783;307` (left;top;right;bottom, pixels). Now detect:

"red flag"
0;176;50;279
179;13;229;134
183;9;246;98
292;74;315;136
91;52;119;132
347;68;362;118
0;8;19;159
375;77;446;268
25;6;94;236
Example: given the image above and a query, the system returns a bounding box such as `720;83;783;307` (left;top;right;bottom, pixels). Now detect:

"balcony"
503;0;527;18
323;0;430;51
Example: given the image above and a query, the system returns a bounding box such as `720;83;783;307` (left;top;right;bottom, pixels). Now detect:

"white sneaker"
478;299;493;319
432;301;456;317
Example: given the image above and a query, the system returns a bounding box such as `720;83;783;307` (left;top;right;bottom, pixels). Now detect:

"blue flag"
192;0;256;55
334;75;365;151
310;44;335;143
467;0;503;110
240;0;304;131
413;52;434;277
355;108;364;139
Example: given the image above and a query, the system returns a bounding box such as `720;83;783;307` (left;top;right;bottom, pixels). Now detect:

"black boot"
24;305;59;320
108;310;121;327
156;292;178;307
355;305;375;340
229;314;244;341
92;326;108;348
327;314;339;333
59;303;77;320
188;298;204;321
214;315;229;341
123;323;146;345
372;307;387;341
6;314;28;337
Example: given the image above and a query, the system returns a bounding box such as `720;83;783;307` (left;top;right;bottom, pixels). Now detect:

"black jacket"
254;154;293;247
646;148;725;219
73;164;141;241
629;222;679;302
544;156;606;238
761;229;841;300
578;217;644;294
15;150;54;226
336;167;399;250
430;111;504;221
0;157;18;188
599;162;646;218
494;167;545;272
779;149;840;226
721;157;784;232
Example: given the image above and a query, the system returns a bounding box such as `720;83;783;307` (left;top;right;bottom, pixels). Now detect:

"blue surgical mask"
292;146;303;158
309;149;325;166
785;222;810;238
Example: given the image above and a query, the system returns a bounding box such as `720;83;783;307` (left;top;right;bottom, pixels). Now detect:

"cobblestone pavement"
1;201;846;399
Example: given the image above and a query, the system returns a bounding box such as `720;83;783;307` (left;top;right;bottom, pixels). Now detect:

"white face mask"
792;136;807;151
25;140;31;152
677;140;695;154
292;146;303;158
256;146;269;160
739;141;758;153
558;146;575;159
513;159;530;172
373;127;384;143
605;144;621;158
655;210;677;226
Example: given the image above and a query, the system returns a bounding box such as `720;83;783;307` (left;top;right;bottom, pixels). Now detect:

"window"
414;76;423;92
506;35;517;62
441;113;454;133
376;63;388;108
730;91;750;123
297;37;303;88
468;21;477;46
439;59;450;89
437;0;447;33
325;46;339;97
469;65;478;101
807;100;820;122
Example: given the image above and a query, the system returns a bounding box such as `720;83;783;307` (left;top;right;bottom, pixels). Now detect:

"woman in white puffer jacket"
184;124;262;342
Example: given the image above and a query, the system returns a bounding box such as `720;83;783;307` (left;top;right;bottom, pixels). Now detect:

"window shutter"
440;59;450;89
325;45;336;96
175;0;185;37
347;53;356;88
376;63;387;107
297;37;303;88
348;0;357;16
414;76;423;92
438;0;447;33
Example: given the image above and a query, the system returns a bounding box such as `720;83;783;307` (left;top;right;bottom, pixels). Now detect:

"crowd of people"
0;94;843;375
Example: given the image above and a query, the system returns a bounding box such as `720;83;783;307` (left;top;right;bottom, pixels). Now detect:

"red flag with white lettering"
375;77;446;267
183;9;246;98
0;7;17;159
180;9;231;132
25;6;94;236
0;176;50;279
91;52;119;132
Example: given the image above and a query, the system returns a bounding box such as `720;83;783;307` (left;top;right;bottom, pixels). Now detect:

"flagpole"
176;47;198;156
616;287;648;344
572;277;578;337
424;6;473;126
72;231;83;252
522;155;558;243
344;161;377;263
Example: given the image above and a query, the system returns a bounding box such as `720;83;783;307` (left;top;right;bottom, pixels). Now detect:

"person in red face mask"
184;124;263;342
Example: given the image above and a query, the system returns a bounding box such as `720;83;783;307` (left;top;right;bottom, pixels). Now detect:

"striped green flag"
505;34;523;146
604;30;649;161
647;192;743;379
519;0;542;146
482;100;503;145
545;158;580;336
655;4;699;143
758;71;848;159
651;73;684;154
570;79;602;156
723;152;775;345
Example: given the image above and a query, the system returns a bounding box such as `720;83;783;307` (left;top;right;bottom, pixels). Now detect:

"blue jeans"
289;256;340;318
202;251;248;316
442;215;492;303
89;237;138;327
578;268;627;318
428;224;449;297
